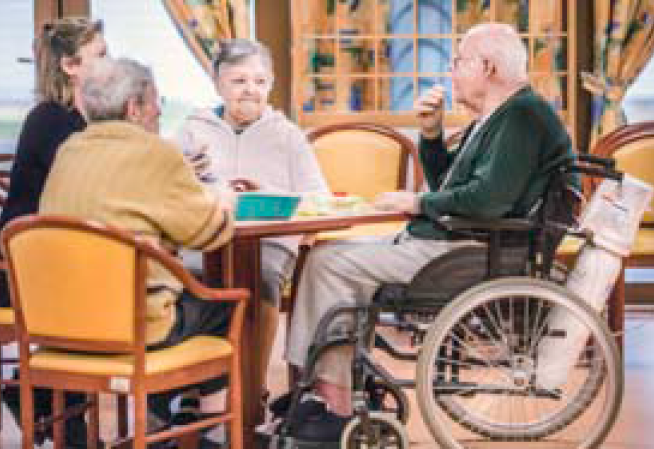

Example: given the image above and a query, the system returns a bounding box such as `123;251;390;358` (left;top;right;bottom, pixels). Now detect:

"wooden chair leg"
231;359;244;449
52;389;65;449
20;377;34;449
178;432;200;448
134;390;147;449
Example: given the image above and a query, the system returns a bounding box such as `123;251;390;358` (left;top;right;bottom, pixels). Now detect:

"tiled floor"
2;310;654;448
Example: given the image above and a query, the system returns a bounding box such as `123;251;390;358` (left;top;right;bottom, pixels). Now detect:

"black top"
0;101;85;229
0;101;85;306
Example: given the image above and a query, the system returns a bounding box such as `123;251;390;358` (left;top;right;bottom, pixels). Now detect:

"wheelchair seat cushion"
374;245;528;309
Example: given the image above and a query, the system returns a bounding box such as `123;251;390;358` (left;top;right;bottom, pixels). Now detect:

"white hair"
213;39;273;79
465;23;528;84
82;57;154;122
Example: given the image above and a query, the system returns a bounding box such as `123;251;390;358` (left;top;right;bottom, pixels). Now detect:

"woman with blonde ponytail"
0;17;107;448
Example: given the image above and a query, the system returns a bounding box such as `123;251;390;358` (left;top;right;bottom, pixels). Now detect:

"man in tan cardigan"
39;57;234;442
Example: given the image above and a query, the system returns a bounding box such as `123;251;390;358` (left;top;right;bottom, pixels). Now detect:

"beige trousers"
285;232;476;387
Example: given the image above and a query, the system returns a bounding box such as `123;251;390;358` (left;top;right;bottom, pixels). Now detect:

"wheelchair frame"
267;154;625;449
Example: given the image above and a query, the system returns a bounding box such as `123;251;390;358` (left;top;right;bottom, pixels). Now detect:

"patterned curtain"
584;0;654;143
162;0;251;76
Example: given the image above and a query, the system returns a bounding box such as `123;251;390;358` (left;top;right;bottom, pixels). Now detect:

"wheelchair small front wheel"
364;377;410;424
416;277;622;449
340;412;409;449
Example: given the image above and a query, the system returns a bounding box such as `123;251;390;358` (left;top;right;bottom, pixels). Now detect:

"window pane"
300;0;336;36
385;0;414;34
417;38;452;73
338;39;376;74
305;39;336;75
302;77;337;113
388;76;415;111
0;0;34;154
533;37;567;72
417;0;453;35
91;0;219;138
624;58;654;123
348;78;377;112
380;38;414;74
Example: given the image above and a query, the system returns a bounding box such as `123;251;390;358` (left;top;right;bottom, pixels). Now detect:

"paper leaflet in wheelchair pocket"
536;174;653;390
578;174;653;256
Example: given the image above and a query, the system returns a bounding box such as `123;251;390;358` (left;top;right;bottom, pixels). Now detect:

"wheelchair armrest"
438;215;535;233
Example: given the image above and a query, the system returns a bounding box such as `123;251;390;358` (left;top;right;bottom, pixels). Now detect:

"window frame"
290;0;578;141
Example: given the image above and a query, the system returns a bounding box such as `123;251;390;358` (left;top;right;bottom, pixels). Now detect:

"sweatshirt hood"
183;105;287;133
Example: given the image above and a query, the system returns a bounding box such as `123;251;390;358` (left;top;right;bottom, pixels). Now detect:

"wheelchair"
267;154;625;449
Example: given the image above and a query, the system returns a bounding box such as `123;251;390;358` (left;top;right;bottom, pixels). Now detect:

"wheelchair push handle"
569;164;623;181
576;152;615;169
569;153;623;182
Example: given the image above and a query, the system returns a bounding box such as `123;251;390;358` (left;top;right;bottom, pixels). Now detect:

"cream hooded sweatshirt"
176;106;329;254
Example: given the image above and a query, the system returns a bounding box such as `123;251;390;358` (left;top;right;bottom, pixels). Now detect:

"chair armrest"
438;215;535;233
136;238;250;345
176;268;250;347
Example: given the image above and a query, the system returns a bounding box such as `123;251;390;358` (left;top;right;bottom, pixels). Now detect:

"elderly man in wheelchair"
263;23;641;449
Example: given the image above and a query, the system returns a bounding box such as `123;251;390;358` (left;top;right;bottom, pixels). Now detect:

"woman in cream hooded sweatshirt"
176;39;329;395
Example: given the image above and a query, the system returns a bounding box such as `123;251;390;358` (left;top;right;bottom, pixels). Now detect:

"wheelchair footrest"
256;430;340;449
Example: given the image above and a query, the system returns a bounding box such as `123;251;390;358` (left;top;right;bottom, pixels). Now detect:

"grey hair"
81;57;154;122
465;23;528;84
212;39;273;78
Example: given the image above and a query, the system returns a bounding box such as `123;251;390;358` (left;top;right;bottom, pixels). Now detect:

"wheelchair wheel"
416;277;622;448
340;412;409;448
364;377;410;424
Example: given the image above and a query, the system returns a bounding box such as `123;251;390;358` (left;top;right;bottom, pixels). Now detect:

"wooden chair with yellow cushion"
308;122;424;201
1;215;248;449
284;123;423;312
304;121;424;239
557;121;654;350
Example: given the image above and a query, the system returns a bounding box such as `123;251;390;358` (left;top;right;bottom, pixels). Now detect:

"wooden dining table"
203;211;407;447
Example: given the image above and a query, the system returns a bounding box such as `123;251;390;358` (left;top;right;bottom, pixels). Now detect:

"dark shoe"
171;396;200;426
269;391;327;421
1;379;89;447
291;408;350;443
148;389;176;425
269;391;292;417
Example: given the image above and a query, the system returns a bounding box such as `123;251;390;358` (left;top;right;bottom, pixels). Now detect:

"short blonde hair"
35;17;103;106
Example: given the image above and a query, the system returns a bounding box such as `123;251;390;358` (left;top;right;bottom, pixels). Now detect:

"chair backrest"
0;153;14;207
0;215;164;353
591;121;654;224
307;122;423;201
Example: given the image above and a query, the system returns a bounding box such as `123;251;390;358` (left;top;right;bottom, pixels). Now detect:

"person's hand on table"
229;178;260;192
374;191;421;215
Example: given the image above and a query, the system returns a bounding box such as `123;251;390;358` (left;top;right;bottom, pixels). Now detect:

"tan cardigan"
40;121;233;344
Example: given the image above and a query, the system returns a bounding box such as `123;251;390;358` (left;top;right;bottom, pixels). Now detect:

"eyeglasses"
450;54;482;71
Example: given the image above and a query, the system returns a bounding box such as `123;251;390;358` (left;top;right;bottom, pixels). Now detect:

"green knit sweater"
407;86;577;240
